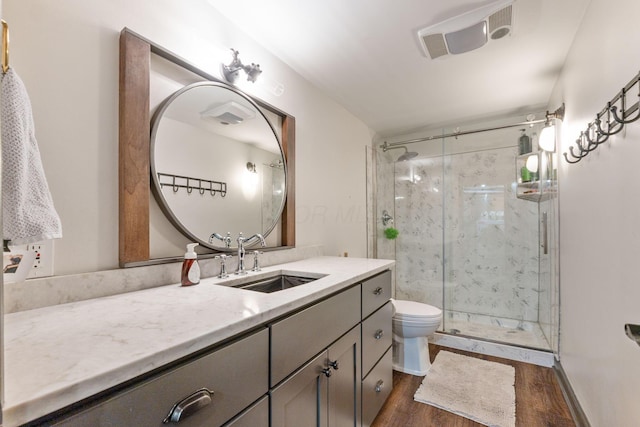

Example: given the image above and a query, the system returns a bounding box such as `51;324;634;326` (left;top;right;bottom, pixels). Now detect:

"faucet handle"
252;251;263;272
215;254;231;279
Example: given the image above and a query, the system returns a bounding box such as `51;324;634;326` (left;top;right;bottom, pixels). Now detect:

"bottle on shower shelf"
518;129;532;155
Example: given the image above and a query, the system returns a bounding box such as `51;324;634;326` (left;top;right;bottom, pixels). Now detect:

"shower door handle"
542;212;548;255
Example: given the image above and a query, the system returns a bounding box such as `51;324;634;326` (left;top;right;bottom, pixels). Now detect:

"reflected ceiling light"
418;0;513;59
222;48;262;83
538;104;566;152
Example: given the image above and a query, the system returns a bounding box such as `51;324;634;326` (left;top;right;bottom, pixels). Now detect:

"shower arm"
381;142;409;154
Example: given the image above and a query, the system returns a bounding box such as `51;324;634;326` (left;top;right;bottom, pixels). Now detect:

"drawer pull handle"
373;287;384;295
375;380;384;393
328;360;339;370
374;329;384;340
163;388;214;424
321;367;333;378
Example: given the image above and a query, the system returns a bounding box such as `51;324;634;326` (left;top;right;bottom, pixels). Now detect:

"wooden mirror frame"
119;28;295;267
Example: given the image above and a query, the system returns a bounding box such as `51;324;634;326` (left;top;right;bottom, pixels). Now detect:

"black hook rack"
157;172;227;197
564;71;640;164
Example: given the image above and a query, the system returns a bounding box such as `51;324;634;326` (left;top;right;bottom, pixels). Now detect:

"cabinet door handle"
374;329;384;340
328;360;339;370
163;388;214;424
373;287;383;295
375;380;384;393
321;367;332;378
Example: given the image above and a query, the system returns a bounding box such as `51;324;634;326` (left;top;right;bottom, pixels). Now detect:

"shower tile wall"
394;147;541;323
394;156;445;307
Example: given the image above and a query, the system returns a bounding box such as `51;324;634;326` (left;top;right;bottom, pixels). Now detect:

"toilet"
391;299;442;376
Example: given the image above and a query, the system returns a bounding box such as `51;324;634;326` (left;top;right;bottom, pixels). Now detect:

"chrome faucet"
236;232;266;275
209;232;232;248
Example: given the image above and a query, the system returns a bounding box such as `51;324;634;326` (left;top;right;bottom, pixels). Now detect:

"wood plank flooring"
371;344;575;427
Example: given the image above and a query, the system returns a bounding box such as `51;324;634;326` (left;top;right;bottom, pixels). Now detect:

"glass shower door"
441;124;552;350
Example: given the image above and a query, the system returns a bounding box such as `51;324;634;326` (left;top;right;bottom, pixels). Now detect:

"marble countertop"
3;256;394;426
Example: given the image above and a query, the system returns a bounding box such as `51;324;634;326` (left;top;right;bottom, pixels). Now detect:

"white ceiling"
211;0;589;138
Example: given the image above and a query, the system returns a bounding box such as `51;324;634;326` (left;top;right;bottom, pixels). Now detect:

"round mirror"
150;82;287;250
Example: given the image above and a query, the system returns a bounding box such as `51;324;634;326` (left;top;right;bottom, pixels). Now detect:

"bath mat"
413;351;515;427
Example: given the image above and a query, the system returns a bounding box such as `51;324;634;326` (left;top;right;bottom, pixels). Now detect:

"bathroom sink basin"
235;274;318;293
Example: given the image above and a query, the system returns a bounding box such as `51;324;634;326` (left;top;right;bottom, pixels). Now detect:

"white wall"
551;0;640;425
3;0;373;275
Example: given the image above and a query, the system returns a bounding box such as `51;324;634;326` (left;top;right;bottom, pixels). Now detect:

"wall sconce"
222;49;262;84
538;104;565;152
243;162;259;199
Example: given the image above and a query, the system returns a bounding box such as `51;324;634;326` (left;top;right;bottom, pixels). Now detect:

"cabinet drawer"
361;270;391;319
362;347;393;427
223;396;268;427
361;301;392;377
53;328;269;427
271;285;361;386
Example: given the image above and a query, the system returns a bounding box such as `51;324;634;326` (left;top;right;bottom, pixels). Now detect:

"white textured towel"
1;68;62;244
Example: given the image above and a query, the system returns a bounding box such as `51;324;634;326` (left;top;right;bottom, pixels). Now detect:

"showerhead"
381;142;419;162
397;149;419;162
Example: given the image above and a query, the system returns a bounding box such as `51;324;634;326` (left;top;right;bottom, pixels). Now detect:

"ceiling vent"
418;0;514;60
200;101;255;125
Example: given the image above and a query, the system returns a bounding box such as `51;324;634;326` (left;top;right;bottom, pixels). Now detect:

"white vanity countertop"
3;256;394;426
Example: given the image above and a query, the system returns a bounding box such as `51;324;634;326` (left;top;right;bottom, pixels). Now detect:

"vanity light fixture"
246;162;257;173
222;48;262;84
538;104;565;152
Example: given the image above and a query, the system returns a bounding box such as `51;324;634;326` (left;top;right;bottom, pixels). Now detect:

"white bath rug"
413;350;516;427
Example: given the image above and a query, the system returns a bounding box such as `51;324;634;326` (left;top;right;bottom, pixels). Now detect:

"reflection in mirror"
150;82;287;250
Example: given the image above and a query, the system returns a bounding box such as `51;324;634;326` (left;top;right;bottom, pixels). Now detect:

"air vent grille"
488;5;512;33
421;33;448;60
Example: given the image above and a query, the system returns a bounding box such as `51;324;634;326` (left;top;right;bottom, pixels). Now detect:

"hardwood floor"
371;344;575;427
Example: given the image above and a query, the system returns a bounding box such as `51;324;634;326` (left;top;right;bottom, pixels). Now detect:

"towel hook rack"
564;71;640;164
1;19;9;74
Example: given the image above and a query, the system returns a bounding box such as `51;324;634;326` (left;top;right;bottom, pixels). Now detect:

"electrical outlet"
9;240;55;279
27;240;54;278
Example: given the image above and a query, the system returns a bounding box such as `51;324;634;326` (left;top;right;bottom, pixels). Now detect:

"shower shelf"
516;181;557;202
515;152;557;202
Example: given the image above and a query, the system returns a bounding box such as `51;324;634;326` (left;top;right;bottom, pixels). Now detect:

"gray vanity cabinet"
43;269;393;427
270;270;393;427
271;326;360;427
270;285;361;386
50;328;269;427
360;270;393;427
270;285;361;427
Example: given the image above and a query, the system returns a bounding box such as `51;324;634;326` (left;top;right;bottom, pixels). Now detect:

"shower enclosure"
367;118;560;355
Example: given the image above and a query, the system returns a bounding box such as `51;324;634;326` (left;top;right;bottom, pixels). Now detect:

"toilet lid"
392;299;442;320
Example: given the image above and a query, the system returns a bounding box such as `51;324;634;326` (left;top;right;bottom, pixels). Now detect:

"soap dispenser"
181;243;200;286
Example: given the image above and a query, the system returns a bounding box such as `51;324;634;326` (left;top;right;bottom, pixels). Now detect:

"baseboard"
554;361;591;427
